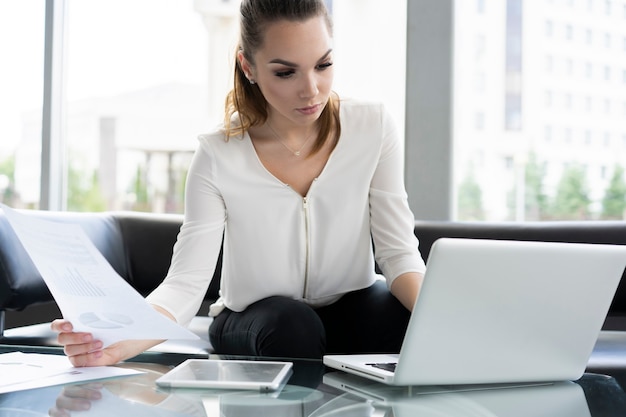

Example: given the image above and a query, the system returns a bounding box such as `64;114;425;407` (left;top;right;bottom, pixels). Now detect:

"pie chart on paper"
79;311;134;329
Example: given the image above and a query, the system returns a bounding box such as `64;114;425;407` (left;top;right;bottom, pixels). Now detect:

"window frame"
40;0;67;210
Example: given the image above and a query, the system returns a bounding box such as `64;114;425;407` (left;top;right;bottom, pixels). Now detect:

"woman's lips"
297;104;321;115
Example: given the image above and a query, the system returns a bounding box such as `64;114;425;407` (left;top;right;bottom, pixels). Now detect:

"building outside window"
453;0;626;221
0;0;407;214
0;1;45;210
1;0;625;221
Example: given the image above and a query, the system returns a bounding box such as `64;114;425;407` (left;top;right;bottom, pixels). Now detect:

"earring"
249;79;256;85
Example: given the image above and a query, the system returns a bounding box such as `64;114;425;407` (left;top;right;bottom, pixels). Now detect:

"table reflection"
320;372;591;417
1;366;626;417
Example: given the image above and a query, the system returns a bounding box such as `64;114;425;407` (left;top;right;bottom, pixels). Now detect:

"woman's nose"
299;73;319;99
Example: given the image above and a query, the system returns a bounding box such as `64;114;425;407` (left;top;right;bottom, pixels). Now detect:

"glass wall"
7;1;622;220
0;1;45;209
405;0;626;222
453;0;626;221
62;0;213;213
2;0;407;214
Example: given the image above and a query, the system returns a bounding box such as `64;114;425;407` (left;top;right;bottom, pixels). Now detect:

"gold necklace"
267;122;315;157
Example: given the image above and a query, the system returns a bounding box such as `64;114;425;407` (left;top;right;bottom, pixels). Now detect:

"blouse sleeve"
145;137;226;327
368;105;426;287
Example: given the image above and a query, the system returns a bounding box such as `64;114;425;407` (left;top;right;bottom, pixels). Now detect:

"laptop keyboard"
366;362;397;373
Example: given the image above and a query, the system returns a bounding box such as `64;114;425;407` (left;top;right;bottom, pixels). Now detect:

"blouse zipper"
302;196;310;299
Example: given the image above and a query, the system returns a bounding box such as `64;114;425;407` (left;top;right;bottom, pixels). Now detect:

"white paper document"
1;204;199;347
0;352;143;393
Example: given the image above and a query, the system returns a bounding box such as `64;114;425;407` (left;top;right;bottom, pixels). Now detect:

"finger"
57;331;95;347
67;350;106;368
61;384;103;400
63;340;103;358
50;319;73;333
54;385;102;412
54;394;92;412
57;331;93;345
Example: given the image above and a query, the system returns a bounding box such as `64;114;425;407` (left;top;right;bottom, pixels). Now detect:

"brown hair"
224;0;341;156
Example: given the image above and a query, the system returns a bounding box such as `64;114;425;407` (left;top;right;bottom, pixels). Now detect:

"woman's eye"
317;62;333;70
275;69;295;78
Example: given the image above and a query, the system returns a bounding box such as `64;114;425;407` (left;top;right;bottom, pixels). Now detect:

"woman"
52;0;426;366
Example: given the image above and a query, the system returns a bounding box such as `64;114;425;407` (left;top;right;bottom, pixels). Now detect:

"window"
544;125;553;142
545;20;554;37
566;24;574;41
565;93;573;109
406;0;626;221
545;91;553;106
564;128;573;143
475;34;486;59
61;0;213;213
6;0;407;213
476;0;485;14
586;62;593;78
566;58;574;76
475;72;486;92
9;1;626;222
505;0;523;131
545;55;554;71
475;112;486;130
0;1;45;209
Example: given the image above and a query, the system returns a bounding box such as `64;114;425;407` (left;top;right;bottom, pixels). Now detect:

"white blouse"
146;99;426;327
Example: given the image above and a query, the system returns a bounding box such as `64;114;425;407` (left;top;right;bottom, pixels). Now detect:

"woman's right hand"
51;319;165;367
49;383;103;417
50;319;124;367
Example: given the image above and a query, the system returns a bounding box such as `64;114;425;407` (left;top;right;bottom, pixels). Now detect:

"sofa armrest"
0;211;53;313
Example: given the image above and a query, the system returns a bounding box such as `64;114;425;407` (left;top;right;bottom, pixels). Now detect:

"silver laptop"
324;238;626;386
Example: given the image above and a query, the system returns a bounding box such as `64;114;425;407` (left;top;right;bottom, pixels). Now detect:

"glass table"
2;344;626;417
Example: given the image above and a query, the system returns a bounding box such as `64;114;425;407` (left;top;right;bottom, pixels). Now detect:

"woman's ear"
238;51;255;83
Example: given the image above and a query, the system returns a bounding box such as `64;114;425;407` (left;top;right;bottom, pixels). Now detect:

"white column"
405;0;455;220
194;0;240;125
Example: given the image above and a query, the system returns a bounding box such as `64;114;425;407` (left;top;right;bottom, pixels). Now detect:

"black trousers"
208;280;411;359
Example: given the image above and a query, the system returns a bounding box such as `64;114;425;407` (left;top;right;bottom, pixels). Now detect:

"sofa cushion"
414;220;626;315
115;212;222;301
0;210;128;312
115;212;183;296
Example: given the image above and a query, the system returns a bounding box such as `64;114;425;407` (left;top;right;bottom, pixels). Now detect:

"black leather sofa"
2;209;626;354
0;210;221;353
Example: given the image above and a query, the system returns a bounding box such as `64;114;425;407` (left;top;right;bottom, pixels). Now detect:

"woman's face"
240;16;334;129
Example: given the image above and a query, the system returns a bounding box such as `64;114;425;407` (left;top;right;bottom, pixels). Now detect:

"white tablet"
155;359;293;391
